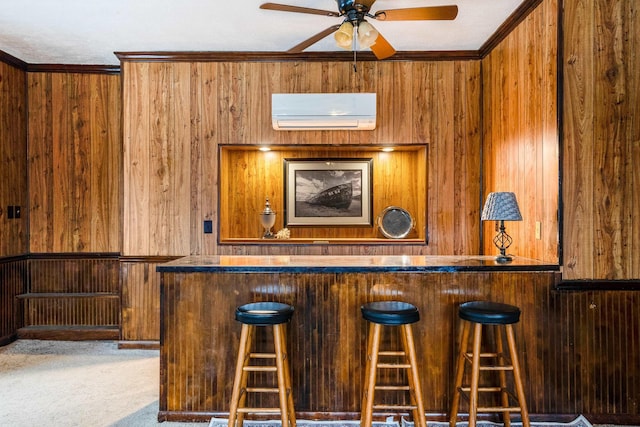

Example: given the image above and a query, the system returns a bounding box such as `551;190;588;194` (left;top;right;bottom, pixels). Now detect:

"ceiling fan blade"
369;32;396;60
260;2;340;17
287;24;342;53
359;0;378;9
374;5;458;21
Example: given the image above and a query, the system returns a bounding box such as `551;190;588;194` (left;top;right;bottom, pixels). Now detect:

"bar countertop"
156;255;559;273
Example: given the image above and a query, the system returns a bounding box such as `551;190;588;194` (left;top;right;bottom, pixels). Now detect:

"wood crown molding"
478;0;544;57
0;49;28;70
115;50;481;63
25;64;121;74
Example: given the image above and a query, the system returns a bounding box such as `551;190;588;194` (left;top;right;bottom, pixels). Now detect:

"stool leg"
361;322;382;427
279;326;296;427
449;321;470;427
273;324;294;427
468;323;483;427
494;326;511;427
505;325;530;427
228;324;253;427
401;324;427;427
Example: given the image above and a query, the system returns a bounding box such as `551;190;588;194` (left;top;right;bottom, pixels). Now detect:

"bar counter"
157;255;560;422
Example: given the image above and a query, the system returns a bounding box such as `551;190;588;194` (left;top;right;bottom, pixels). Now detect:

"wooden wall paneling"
375;62;395;145
541;0;560;260
453;60;482;254
428;61;456;254
0;259;26;344
27;73;54;252
482;0;559;263
190;63;205;256
171;63;192;255
0;61;27;257
391;62;414;144
630;0;640;279
148;64;170;255
51;73;73;251
28;72;121;253
562;0;595;278
189;62;222;256
120;261;161;342
593;0;627;279
123;62;151;256
121;59;482;257
563;0;639;280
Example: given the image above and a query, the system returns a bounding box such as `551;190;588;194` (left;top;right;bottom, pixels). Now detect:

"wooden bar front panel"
159;270;562;420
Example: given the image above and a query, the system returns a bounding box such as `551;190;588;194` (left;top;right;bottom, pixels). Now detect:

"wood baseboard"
17;325;119;341
117;340;159;350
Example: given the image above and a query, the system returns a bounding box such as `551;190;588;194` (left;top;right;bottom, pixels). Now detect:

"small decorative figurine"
275;228;290;240
259;198;276;239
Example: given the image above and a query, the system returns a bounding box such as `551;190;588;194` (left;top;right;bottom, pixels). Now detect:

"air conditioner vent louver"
272;93;376;130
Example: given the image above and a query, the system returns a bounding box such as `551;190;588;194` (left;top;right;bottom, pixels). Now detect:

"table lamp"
481;192;522;263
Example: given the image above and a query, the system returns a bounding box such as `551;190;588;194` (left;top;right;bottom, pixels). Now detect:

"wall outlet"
203;220;213;234
535;221;542;240
7;206;14;219
14;206;20;219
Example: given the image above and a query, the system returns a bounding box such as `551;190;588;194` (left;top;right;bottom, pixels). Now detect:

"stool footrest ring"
373;404;418;411
477;406;523;413
237;408;282;414
377;363;411;369
245;387;280;393
375;385;411;391
243;366;277;372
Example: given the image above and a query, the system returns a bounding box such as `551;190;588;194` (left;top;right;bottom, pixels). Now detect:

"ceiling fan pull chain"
353;25;358;72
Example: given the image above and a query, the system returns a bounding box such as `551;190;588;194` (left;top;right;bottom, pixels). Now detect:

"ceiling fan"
260;0;459;60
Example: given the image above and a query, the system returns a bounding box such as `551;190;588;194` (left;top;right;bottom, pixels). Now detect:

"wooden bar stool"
449;301;530;427
228;302;296;427
360;301;427;427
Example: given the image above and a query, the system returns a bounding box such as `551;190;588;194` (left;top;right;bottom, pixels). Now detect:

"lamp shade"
481;192;522;221
357;21;379;49
334;21;354;49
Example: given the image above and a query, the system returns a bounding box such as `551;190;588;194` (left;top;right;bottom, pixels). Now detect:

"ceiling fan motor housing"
337;0;371;23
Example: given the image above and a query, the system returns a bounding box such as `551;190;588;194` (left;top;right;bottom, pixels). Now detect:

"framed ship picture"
284;158;373;226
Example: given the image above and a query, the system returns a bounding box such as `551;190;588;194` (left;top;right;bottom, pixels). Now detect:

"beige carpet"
0;339;205;427
0;340;624;427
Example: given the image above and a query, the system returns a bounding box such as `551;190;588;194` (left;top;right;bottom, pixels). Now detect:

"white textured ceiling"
0;0;525;65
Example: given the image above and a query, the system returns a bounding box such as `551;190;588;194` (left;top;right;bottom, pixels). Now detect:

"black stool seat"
361;300;420;325
458;301;520;325
235;302;294;325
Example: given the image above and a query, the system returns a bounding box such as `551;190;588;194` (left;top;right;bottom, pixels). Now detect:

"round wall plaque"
377;206;414;239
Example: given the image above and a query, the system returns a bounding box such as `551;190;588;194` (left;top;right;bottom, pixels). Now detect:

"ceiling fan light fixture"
334;21;354;49
357;21;379;49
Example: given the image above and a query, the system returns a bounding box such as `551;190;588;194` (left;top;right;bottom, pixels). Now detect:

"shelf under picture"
284;158;373;226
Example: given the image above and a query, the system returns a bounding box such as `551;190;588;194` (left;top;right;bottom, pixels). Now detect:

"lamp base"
495;254;513;263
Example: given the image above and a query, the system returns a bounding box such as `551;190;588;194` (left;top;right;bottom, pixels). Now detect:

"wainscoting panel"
119;258;172;344
0;258;26;345
17;254;120;340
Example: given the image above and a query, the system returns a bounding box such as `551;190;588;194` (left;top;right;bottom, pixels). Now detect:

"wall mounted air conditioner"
272;93;376;130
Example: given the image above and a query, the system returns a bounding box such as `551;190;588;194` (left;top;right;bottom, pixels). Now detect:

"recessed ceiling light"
259;147;271;152
381;147;394;152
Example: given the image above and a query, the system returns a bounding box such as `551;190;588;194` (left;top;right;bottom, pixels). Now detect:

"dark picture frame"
284;158;373;226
